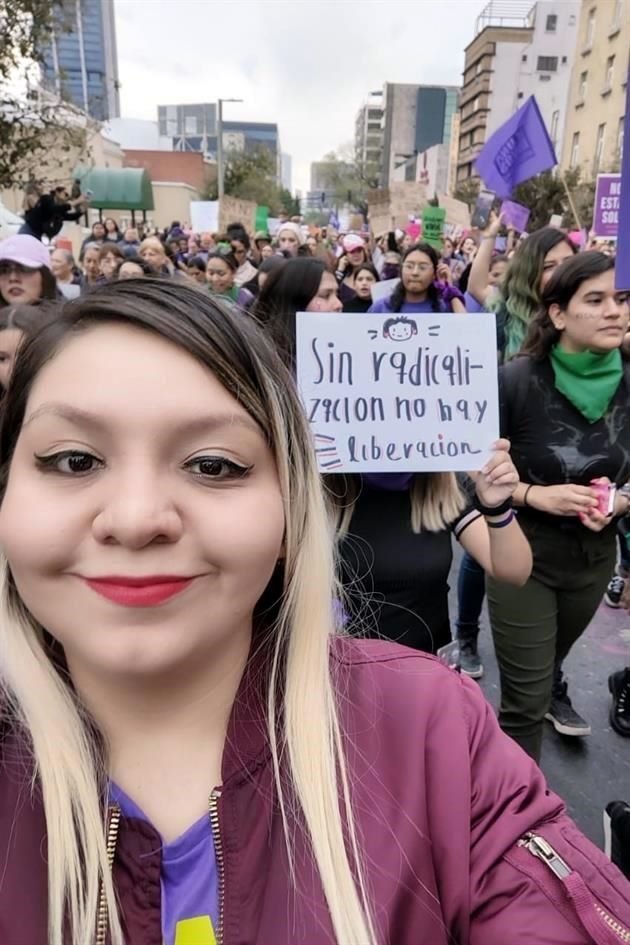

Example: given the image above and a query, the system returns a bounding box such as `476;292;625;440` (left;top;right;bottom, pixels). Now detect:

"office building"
561;0;629;179
355;92;384;179
380;83;460;195
42;0;120;121
156;104;281;180
456;0;580;187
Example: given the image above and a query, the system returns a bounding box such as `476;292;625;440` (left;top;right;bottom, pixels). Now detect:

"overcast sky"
115;0;483;193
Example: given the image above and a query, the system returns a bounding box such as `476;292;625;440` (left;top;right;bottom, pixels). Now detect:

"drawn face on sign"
383;317;418;342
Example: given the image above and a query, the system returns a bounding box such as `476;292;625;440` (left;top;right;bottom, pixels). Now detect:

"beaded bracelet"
486;510;515;529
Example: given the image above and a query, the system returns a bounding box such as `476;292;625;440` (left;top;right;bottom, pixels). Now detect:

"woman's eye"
184;455;252;481
35;450;102;475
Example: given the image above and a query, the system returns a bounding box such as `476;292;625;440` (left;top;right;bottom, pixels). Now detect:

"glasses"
0;262;35;277
402;262;432;273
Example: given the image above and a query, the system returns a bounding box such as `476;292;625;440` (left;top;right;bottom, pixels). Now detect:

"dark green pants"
487;519;616;763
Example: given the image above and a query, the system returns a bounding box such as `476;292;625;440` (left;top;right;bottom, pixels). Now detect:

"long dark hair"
388;242;441;313
252;257;327;358
522;252;619;360
493;227;577;357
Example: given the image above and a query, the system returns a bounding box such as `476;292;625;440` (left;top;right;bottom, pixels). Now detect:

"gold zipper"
209;787;225;945
519;832;630;943
96;803;122;945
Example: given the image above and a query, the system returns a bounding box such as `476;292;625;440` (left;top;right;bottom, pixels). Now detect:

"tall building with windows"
456;0;579;187
379;83;460;195
42;0;120;121
355;92;384;182
561;0;629;179
156;104;281;178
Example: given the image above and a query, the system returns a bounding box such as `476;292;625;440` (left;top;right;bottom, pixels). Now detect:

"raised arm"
467;211;503;307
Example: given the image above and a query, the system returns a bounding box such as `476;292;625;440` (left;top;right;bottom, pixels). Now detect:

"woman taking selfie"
0;280;627;945
488;252;630;762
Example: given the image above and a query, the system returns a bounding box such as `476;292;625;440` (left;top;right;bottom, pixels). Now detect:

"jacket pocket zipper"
96;803;122;945
519;832;630;943
209;787;225;945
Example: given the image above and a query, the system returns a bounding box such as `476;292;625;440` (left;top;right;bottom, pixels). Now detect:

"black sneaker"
605;575;626;608
604;801;630;879
609;668;630;737
458;640;484;679
544;681;591;736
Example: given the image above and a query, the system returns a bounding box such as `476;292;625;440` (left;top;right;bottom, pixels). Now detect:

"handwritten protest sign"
296;312;499;473
421;206;446;249
593;174;621;238
190;201;219;233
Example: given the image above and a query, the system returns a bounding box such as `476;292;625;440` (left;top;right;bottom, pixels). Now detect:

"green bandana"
550;345;623;423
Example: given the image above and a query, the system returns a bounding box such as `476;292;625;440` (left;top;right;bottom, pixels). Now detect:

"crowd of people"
0;187;629;944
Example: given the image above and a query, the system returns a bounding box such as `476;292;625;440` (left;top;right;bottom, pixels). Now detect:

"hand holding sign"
475;439;519;508
297;312;500;473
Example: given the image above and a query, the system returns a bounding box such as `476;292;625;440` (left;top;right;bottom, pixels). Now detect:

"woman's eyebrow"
23;402;262;437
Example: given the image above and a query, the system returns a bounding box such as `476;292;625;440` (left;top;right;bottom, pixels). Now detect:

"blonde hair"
331;472;466;538
0;281;377;945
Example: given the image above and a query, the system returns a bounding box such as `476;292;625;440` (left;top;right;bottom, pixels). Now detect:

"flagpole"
560;172;582;232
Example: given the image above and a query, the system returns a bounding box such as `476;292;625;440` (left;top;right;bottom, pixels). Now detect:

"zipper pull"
518;832;571;880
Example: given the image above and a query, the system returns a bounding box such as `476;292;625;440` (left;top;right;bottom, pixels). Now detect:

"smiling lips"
83;575;194;607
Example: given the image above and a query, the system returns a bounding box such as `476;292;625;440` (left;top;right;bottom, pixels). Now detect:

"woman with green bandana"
487;251;630;763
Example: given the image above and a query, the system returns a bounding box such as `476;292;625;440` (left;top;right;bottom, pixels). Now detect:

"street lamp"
217;98;244;200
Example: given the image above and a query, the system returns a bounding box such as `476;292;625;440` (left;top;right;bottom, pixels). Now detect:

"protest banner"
368;182;428;232
255;205;269;233
296;312;499;473
438;194;470;229
500;199;530;233
422;206;446;248
618;71;630;289
592;174;621;238
369;211;394;238
218;195;256;233
475;96;557;198
267;217;281;236
190;200;219;233
370;278;399;304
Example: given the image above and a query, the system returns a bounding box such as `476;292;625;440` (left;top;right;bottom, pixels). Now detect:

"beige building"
561;0;629;179
457;0;581;186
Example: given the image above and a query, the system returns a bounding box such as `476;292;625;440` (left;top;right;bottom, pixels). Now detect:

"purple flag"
616;69;630;290
475;96;557;199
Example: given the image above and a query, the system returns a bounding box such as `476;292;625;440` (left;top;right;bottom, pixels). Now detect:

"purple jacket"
1;638;629;943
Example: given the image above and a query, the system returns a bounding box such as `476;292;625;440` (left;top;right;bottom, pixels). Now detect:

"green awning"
74;166;154;211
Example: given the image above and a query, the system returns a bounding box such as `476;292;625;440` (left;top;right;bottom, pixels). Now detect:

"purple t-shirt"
110;784;219;945
367;296;449;314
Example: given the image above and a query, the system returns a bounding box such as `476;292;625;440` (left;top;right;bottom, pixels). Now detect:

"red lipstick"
83;575;194;608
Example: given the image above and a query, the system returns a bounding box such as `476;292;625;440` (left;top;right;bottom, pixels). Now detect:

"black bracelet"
523;484;534;507
473;493;513;517
486;510;515;528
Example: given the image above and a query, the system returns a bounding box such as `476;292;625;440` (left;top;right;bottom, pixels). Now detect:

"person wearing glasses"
367;243;462;314
229;230;258;288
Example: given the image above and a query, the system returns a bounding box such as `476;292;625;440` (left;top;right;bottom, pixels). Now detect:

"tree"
452;177;480;209
203;146;299;217
314;144;377;212
0;0;90;191
513;168;595;231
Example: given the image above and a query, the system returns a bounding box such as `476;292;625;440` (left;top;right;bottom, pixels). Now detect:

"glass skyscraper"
43;0;120;122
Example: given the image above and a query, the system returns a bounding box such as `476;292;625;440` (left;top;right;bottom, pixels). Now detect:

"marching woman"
0;278;627;945
368;243;465;314
488;252;630;762
456;214;577;678
0;235;59;307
